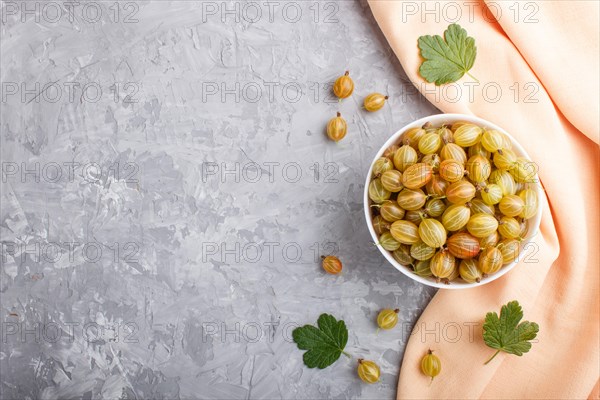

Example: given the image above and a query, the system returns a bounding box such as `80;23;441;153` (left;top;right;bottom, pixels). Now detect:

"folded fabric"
367;1;599;398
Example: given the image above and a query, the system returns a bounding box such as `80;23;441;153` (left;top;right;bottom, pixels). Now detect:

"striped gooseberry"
481;129;504;152
372;215;390;235
383;145;399;160
364;93;388;112
430;249;456;280
459;259;483;283
379;232;401;251
465;155;491;183
381;170;404;192
426;174;449;197
424;198;446;217
511;157;538;183
404;210;425;226
368;178;391;203
480;183;503;205
518;189;538;219
441;204;471;232
410;241;436;261
397;188;428;211
498;216;522;239
393;144;418;172
390;220;420;244
440;143;467;164
493;148;517;170
321;255;342;274
438;127;454;144
421;153;441;169
372;157;394;176
402;127;426;148
479;230;500;249
357;359;380;384
333;71;354;98
469;198;495;215
466;213;499;238
446;232;480;259
402;163;433;189
418;132;442;155
392;244;413;265
499;194;525;217
379;201;406;222
446;180;476;204
327;112;347;142
418;218;447;248
498;238;520;264
453;124;482;147
413;259;433;277
439;159;465;183
468;142;490;159
377;308;399;330
479;246;503;274
489;169;517;195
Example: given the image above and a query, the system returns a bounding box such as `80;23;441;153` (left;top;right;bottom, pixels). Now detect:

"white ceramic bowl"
364;114;543;289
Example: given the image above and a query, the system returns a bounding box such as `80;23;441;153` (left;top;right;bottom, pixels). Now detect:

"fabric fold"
367;1;599;398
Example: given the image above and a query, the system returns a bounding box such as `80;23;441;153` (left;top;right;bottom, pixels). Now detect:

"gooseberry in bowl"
363;114;543;289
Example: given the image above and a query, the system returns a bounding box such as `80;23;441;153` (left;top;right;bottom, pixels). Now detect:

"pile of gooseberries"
327;71;389;142
368;121;539;284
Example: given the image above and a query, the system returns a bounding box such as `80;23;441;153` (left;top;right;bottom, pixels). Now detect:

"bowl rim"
363;113;543;289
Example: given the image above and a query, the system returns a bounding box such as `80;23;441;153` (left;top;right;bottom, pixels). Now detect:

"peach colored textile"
367;1;600;399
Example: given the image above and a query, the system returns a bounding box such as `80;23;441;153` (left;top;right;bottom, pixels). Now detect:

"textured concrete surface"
0;1;439;398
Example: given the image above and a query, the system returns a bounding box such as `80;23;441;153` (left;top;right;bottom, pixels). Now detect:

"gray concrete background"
0;1;439;398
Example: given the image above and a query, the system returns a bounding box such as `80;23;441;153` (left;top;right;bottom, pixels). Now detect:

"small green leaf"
418;23;477;85
292;314;349;369
482;301;539;364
